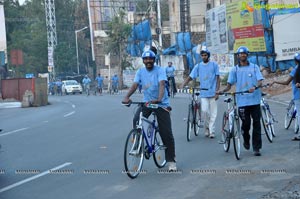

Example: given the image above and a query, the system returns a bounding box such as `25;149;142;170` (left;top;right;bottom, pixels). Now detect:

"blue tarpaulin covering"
126;3;299;72
126;20;152;57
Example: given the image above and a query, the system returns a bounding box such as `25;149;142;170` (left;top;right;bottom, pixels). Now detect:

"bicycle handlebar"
122;101;159;109
183;86;208;91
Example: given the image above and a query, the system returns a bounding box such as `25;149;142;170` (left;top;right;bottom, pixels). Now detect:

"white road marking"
64;111;75;117
266;99;289;106
0;162;72;193
0;127;29;137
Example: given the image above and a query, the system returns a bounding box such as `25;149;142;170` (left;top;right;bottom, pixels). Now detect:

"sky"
18;0;25;5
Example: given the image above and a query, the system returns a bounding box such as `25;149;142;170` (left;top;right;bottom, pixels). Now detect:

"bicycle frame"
133;104;159;156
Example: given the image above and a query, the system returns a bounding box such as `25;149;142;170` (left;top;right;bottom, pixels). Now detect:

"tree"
105;10;132;87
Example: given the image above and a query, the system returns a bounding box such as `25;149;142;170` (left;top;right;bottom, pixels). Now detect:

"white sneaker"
205;129;210;137
168;162;177;171
209;133;215;139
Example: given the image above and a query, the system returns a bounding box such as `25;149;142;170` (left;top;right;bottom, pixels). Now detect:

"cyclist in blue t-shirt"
95;73;104;95
122;50;177;171
82;75;92;95
166;62;177;96
111;74;119;93
219;46;264;156
271;52;300;141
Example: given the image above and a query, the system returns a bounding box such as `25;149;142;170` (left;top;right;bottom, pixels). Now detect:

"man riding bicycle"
122;50;177;171
165;62;177;96
82;75;92;95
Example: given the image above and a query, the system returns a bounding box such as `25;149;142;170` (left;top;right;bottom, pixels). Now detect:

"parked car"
62;80;83;95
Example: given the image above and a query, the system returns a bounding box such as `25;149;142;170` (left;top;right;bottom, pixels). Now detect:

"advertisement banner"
206;4;228;54
273;12;300;61
210;54;235;76
226;0;266;52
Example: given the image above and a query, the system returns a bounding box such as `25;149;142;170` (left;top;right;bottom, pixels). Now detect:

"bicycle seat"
195;91;200;96
224;98;232;103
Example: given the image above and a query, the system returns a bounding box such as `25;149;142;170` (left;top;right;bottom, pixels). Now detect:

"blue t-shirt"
166;66;175;77
189;61;220;98
82;77;91;85
112;76;119;86
289;65;300;100
95;76;104;86
134;65;169;108
227;63;264;107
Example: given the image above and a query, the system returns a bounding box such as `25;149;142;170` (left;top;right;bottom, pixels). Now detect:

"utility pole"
45;0;57;80
157;0;162;47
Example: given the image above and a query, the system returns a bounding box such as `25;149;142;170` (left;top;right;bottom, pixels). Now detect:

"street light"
75;26;88;74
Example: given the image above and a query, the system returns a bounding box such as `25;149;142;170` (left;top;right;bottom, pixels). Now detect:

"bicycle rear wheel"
153;130;167;168
232;118;241;160
221;112;230;152
186;104;193;142
284;101;294;129
194;102;202;136
169;80;174;98
261;106;273;143
124;129;144;179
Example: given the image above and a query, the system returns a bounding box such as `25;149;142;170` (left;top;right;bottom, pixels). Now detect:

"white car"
62;80;83;95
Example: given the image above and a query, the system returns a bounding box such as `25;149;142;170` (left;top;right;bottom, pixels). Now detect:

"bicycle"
185;87;207;142
123;102;167;179
260;91;277;143
219;90;250;160
285;99;299;134
83;84;90;96
167;77;175;98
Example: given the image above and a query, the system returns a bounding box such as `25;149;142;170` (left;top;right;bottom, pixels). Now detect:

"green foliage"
4;0;90;77
221;72;229;85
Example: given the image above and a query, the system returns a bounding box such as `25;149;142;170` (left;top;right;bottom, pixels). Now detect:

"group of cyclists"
122;45;300;171
81;74;119;96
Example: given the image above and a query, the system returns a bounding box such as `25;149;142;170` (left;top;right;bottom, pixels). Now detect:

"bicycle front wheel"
187;104;193;142
124;129;144;179
194;102;202;136
221;112;230;152
261;106;273;143
284;101;294;129
153;130;167;168
232;117;241;160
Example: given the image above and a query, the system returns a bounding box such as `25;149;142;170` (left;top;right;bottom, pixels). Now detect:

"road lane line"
64;111;75;117
0;162;72;193
0;128;29;137
266;99;289;106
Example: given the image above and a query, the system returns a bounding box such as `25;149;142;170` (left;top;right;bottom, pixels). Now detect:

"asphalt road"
0;92;299;199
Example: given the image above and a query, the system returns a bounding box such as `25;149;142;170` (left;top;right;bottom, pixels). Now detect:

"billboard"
206;4;228;54
273;12;300;61
226;0;266;52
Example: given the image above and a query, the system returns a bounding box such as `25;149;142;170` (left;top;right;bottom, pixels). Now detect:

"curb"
0;102;22;109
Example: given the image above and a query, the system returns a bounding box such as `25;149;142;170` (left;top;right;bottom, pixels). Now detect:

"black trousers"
238;104;262;151
133;106;176;162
